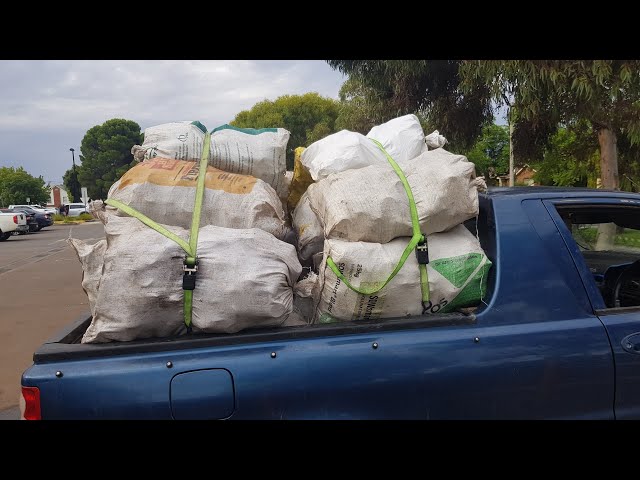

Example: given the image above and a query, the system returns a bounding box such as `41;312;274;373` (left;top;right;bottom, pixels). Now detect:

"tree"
63;167;81;202
459;60;640;191
327;60;494;150
77;119;142;200
335;77;396;134
0;167;50;207
230;92;340;169
463;124;509;183
531;121;599;188
335;76;435;135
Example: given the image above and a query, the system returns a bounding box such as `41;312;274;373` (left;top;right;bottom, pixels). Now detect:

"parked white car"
10;204;45;213
9;204;57;215
66;203;88;217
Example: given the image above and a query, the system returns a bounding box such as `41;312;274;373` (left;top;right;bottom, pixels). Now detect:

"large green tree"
459;60;640;191
230;92;340;169
0;167;50;207
531;121;599;188
77;119;142;200
327;60;493;150
462;124;509;183
335;76;435;135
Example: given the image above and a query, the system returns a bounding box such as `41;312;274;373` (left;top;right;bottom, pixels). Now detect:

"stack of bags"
291;114;491;324
70;121;303;343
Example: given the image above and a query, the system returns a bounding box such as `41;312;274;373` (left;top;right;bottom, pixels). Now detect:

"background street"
0;222;103;419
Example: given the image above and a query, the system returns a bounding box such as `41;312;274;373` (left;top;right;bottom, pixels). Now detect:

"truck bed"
34;310;477;363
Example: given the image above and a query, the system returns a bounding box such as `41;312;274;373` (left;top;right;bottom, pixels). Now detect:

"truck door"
544;198;640;419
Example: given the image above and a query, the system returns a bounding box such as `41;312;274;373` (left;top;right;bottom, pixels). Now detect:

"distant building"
49;185;70;208
496;165;539;186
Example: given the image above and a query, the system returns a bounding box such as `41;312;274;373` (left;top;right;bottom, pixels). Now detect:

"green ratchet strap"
103;200;192;254
182;131;211;330
326;138;430;304
105;132;211;330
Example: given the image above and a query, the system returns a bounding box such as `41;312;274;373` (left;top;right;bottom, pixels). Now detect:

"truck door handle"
621;333;640;354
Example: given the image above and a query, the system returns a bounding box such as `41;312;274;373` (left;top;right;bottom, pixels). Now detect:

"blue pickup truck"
20;187;640;419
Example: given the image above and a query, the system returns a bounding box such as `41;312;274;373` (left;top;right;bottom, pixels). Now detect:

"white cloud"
0;60;346;185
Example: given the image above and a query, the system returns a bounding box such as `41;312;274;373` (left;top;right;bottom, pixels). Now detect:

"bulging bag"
107;158;289;240
300;130;388;181
312;225;492;324
73;214;302;343
366;114;425;164
68;238;106;318
131;122;289;193
132;121;208;162
210;125;289;196
295;148;486;262
291;191;325;268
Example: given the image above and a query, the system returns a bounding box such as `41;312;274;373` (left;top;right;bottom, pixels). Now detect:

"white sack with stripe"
311;225;491;323
300;130;389;181
294;148;486;264
131;121;289;194
301;115;426;182
366;114;426;164
72;213;302;343
107;158;289;240
131;121;208;162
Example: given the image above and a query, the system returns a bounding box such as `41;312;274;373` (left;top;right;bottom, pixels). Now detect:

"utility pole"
69;148;81;201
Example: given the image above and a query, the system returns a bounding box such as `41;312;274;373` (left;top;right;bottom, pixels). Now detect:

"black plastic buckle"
416;242;429;265
182;259;198;290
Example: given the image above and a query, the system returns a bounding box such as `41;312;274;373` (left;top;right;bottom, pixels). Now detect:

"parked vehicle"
2;208;38;233
27;204;57;215
65;203;88;217
0;209;28;235
0;211;21;240
10;206;53;231
20;187;640;419
9;204;57;215
9;204;46;213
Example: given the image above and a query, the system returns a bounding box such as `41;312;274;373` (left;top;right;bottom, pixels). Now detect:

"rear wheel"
0;232;11;241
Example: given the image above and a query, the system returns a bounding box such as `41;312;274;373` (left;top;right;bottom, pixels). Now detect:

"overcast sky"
0;60;347;186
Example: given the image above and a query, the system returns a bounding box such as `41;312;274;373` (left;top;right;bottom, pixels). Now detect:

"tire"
0;232;11;241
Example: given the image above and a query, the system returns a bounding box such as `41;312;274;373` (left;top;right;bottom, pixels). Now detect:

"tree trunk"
593;128;620;251
595;222;616;252
597;128;619;190
509;111;515;187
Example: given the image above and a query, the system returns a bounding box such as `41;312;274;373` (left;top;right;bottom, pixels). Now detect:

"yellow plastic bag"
287;147;314;213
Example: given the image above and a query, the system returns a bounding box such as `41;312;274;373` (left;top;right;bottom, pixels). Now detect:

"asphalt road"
0;222;104;419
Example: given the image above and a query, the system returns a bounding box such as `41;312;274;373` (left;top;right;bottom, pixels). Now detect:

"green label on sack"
440;258;492;313
430;253;485;288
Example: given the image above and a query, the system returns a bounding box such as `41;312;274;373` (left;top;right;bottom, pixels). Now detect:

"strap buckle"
416;240;429;265
183;258;198;290
183;263;198;274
